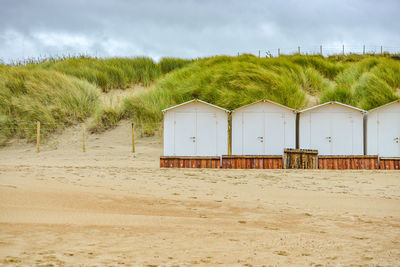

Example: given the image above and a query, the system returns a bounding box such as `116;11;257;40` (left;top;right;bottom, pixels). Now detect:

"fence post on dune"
36;121;40;153
82;122;86;152
131;122;135;153
363;45;365;55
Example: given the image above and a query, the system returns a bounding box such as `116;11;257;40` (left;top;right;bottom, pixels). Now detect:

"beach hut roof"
367;99;400;113
232;99;297;113
162;99;230;113
299;101;366;114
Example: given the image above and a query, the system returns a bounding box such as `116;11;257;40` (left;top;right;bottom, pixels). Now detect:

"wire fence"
0;122;163;152
242;45;400;58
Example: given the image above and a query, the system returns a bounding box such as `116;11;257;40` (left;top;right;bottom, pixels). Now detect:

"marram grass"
1;54;399;139
0;66;100;140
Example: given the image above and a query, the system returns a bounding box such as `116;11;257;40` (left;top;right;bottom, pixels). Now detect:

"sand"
0;121;400;266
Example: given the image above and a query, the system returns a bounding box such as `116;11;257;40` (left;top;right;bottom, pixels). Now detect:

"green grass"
122;54;399;125
159;57;193;74
1;54;399;139
27;56;162;92
320;57;400;109
0;66;100;140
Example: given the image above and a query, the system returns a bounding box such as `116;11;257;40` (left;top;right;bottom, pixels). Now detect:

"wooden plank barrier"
318;155;379;170
160;156;220;168
283;149;318;169
221;155;282;169
380;158;400;170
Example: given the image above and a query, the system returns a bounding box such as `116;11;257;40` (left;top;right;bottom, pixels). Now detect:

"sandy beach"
1;122;400;266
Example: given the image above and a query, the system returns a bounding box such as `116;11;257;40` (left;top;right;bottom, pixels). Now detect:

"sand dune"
1;122;400;266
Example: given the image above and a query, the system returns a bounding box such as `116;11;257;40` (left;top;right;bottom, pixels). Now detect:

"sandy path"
0;122;400;266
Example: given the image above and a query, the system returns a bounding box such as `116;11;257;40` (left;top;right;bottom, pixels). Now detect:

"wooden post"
363;45;365;55
258;50;260;58
82;123;86;152
298;46;300;54
131;122;135;153
381;45;383;54
278;48;280;57
36;121;40;153
342;45;345;55
228;123;231;156
320;45;322;55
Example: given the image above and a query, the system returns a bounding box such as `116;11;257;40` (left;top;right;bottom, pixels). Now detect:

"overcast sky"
1;0;399;63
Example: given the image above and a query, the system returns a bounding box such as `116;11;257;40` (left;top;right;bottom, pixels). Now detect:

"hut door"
196;113;218;156
174;113;196;156
310;113;332;155
243;113;264;155
332;113;353;155
379;112;400;157
265;113;285;155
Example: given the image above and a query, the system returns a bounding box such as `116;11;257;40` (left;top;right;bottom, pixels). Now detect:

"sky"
0;0;399;63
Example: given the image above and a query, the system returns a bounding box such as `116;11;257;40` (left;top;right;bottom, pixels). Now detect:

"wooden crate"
221;155;282;169
160;156;220;168
318;155;379;170
380;158;400;170
283;149;318;169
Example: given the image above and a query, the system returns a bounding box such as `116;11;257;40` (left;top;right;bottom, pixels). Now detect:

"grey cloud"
0;0;399;63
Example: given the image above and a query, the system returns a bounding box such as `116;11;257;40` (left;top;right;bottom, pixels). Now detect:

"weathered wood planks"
160;156;220;168
160;155;398;170
380;158;400;170
318;155;379;170
221;155;282;169
283;149;318;169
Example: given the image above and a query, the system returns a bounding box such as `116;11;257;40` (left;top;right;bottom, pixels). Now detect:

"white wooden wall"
367;102;400;157
299;104;364;155
232;102;296;155
163;102;228;156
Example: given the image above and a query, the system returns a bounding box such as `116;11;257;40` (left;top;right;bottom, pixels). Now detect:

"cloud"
0;0;399;63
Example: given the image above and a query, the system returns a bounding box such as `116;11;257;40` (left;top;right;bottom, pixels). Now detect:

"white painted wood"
232;100;296;155
196;113;218;156
163;100;228;156
367;100;400;157
299;102;365;155
310;113;331;154
243;112;264;155
331;113;354;155
265;113;286;155
174;113;196;156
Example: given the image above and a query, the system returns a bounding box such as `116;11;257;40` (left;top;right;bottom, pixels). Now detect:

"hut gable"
299;101;366;114
162;99;230;113
232;99;296;114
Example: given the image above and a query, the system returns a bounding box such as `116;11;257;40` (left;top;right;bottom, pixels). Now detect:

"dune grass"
122;54;399;125
1;54;399;139
320;57;400;109
27;56;162;92
0;66;100;140
159;57;193;74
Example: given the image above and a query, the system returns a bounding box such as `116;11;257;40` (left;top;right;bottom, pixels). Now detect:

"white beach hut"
231;99;297;155
366;99;400;157
163;99;229;156
299;101;366;155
